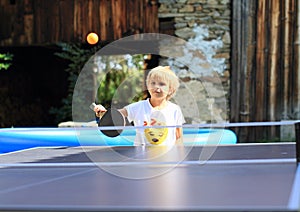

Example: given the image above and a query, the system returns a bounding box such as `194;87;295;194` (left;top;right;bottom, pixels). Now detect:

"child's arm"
175;127;183;144
118;108;128;117
92;103;128;118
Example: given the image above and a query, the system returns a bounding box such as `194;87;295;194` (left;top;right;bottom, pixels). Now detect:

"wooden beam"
255;0;267;123
268;0;280;137
111;0;127;39
295;0;300;119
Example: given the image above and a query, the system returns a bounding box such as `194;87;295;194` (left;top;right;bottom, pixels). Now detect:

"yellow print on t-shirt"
144;119;168;145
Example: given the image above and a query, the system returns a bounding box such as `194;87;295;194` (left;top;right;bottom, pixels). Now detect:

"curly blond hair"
146;66;180;100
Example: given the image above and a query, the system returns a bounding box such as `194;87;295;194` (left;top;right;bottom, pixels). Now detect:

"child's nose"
155;86;161;91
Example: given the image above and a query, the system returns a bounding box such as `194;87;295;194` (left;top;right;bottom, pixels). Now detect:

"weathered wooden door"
231;0;299;142
0;0;159;45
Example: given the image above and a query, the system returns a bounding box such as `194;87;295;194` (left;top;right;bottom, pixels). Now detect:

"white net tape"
89;120;299;131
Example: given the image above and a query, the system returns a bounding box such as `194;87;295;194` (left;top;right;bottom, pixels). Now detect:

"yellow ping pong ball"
87;32;99;45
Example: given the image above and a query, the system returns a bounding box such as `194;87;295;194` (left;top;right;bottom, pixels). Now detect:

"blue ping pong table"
0;140;299;211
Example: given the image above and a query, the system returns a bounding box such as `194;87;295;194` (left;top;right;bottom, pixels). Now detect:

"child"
93;66;185;146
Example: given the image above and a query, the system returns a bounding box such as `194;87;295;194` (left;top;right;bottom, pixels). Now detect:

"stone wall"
158;0;231;124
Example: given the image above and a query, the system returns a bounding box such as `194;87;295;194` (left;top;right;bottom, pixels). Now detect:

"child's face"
147;77;170;100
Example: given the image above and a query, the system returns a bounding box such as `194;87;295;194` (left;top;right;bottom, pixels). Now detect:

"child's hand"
94;104;107;118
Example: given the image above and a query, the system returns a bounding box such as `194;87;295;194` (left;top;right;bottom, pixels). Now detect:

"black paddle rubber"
98;108;125;137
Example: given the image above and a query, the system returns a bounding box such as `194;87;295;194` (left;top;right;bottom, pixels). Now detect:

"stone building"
158;0;231;124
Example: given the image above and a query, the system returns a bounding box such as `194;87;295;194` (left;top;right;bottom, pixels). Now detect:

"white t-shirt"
124;99;185;146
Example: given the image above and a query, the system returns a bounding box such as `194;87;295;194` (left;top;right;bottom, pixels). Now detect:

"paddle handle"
89;103;97;111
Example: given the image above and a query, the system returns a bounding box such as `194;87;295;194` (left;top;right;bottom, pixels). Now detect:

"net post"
295;121;300;164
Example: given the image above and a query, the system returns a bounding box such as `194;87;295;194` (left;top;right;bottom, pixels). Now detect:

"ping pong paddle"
98;107;126;137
